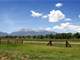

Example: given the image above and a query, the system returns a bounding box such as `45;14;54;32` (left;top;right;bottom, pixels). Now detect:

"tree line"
0;32;80;39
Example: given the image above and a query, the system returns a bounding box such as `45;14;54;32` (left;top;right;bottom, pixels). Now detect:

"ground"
0;41;80;60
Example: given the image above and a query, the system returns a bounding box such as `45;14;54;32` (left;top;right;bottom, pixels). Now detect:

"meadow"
0;40;80;60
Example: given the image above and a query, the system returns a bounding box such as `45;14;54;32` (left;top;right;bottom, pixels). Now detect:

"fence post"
22;38;24;44
7;39;10;44
0;38;1;44
15;38;19;45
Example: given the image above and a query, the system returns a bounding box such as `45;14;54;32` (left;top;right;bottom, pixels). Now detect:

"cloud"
55;3;63;7
30;9;65;23
45;27;54;31
30;9;66;23
53;22;80;32
42;15;48;18
53;22;70;30
78;15;80;18
48;10;65;22
31;10;42;17
65;18;72;21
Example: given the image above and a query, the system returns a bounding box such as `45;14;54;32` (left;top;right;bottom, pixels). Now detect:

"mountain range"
0;29;56;36
0;32;8;36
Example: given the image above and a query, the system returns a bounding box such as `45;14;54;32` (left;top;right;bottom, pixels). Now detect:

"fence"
0;38;23;44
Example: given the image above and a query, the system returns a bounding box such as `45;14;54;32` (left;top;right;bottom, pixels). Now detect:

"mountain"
0;29;56;36
10;29;56;36
0;32;8;36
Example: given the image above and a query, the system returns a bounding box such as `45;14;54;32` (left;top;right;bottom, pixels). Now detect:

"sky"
0;0;80;33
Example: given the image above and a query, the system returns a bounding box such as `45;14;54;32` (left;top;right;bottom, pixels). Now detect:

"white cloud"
53;22;80;32
53;22;70;30
30;9;65;23
65;18;72;21
31;10;42;17
55;3;63;7
42;15;48;18
78;15;80;18
48;10;65;22
45;27;53;31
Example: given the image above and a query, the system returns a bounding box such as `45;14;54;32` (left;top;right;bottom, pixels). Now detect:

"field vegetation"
0;32;80;60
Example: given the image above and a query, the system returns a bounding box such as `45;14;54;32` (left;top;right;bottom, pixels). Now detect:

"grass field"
0;41;80;60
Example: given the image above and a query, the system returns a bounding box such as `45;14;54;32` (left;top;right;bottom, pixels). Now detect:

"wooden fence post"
22;38;23;44
0;38;1;44
7;39;10;44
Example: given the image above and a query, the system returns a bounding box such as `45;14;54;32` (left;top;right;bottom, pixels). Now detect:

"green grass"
0;43;80;60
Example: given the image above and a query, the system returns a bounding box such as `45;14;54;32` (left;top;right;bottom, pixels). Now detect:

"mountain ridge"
0;29;56;36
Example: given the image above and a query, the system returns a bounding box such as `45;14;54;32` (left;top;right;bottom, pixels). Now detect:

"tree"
73;32;80;39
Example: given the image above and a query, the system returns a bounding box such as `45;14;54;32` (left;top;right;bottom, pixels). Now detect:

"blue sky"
0;0;80;33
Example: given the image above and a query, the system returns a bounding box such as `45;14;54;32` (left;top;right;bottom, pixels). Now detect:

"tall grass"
0;43;80;60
